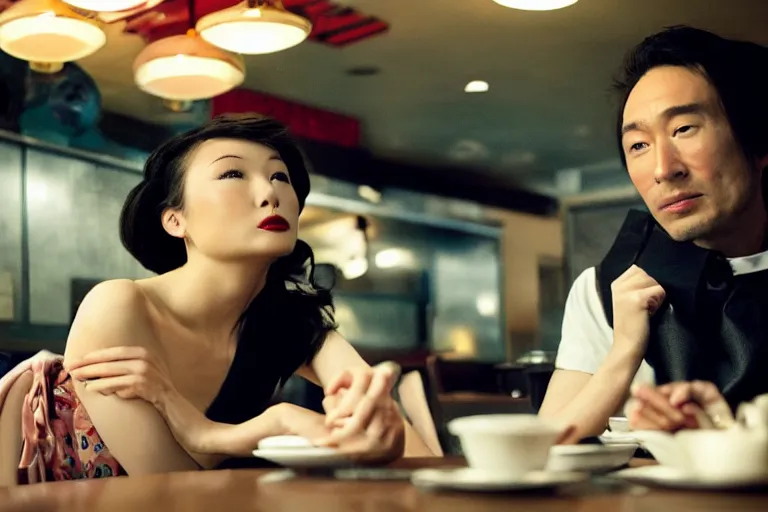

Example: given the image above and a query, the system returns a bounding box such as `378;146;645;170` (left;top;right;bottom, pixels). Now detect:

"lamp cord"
188;0;196;26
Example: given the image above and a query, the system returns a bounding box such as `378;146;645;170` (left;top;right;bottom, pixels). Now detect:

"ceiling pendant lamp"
62;0;148;11
0;0;106;73
492;0;578;10
133;29;245;101
196;0;311;55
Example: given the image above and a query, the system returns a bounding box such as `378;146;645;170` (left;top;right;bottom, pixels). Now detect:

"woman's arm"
154;388;285;457
66;294;328;463
297;331;435;457
70;348;333;459
64;280;210;474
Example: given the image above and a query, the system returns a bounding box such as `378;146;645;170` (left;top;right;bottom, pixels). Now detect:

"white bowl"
547;443;637;472
448;414;565;477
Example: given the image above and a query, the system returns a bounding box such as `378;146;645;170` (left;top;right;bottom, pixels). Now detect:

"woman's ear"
161;208;186;239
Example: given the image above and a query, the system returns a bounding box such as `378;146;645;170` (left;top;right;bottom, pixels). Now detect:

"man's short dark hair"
613;25;768;170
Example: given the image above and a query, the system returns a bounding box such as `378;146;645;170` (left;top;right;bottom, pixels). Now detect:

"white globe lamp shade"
492;0;578;11
63;0;148;11
133;30;246;101
0;0;106;72
196;0;311;55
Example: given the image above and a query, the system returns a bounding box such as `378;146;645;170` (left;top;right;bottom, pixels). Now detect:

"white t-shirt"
555;250;768;389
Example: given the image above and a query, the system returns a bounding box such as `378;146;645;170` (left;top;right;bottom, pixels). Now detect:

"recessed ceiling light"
346;65;380;77
493;0;578;11
464;80;489;93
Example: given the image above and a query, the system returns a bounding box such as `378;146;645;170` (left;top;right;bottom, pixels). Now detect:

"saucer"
258;435;314;450
411;468;587;492
611;465;768;490
252;447;352;469
547;443;637;472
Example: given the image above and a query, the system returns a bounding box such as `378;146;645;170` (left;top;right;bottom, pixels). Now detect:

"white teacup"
634;426;768;482
608;416;630;433
447;414;566;477
631;393;768;482
737;394;768;430
678;428;768;481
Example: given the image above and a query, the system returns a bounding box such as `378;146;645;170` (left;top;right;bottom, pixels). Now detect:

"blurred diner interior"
0;0;766;461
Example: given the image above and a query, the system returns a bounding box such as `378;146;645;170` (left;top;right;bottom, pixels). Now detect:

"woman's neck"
154;256;272;336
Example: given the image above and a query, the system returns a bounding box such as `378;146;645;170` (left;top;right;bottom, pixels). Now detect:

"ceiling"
33;1;768;194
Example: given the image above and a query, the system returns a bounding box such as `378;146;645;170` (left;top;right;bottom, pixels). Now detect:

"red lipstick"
258;215;290;232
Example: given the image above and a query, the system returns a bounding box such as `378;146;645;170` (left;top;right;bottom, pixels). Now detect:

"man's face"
620;65;762;244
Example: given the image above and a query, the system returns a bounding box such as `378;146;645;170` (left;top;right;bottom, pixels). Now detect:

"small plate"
252;447;352;469
547;443;637;472
411;468;587;492
611;465;768;490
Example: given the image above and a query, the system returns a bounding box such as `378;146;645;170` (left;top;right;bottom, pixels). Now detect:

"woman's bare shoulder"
63;279;157;364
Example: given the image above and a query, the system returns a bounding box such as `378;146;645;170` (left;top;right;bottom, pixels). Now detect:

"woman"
0;113;433;485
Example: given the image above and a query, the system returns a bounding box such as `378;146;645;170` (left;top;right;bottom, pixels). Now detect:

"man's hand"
611;265;666;356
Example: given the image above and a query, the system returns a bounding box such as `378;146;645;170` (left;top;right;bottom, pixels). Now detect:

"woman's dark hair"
120;113;336;383
612;26;768;174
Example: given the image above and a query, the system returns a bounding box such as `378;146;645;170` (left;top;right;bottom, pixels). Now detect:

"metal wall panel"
0;140;23;321
26;150;150;324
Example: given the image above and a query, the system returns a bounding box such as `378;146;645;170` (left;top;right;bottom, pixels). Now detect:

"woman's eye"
629;142;647;152
218;170;244;180
271;171;290;183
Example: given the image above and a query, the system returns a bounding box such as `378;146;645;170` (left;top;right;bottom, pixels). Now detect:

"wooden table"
0;457;765;512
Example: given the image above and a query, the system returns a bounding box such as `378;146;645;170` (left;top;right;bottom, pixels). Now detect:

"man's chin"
661;216;714;243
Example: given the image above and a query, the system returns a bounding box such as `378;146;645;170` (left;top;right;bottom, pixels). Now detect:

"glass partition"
0;133;506;361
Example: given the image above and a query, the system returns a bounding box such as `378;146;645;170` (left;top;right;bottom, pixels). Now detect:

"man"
539;26;768;439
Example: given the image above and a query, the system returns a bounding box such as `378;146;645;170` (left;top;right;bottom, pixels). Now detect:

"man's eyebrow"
661;102;707;119
621;102;706;136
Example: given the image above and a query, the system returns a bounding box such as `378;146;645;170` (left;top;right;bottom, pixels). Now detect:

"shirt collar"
728;250;768;275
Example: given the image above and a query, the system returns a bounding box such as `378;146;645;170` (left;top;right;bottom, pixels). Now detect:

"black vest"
596;209;768;411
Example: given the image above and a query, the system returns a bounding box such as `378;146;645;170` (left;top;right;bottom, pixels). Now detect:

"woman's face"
165;138;300;263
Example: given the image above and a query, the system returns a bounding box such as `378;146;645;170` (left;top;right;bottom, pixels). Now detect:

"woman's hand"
66;346;174;408
65;346;217;456
317;362;405;463
627;381;734;431
268;402;334;441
